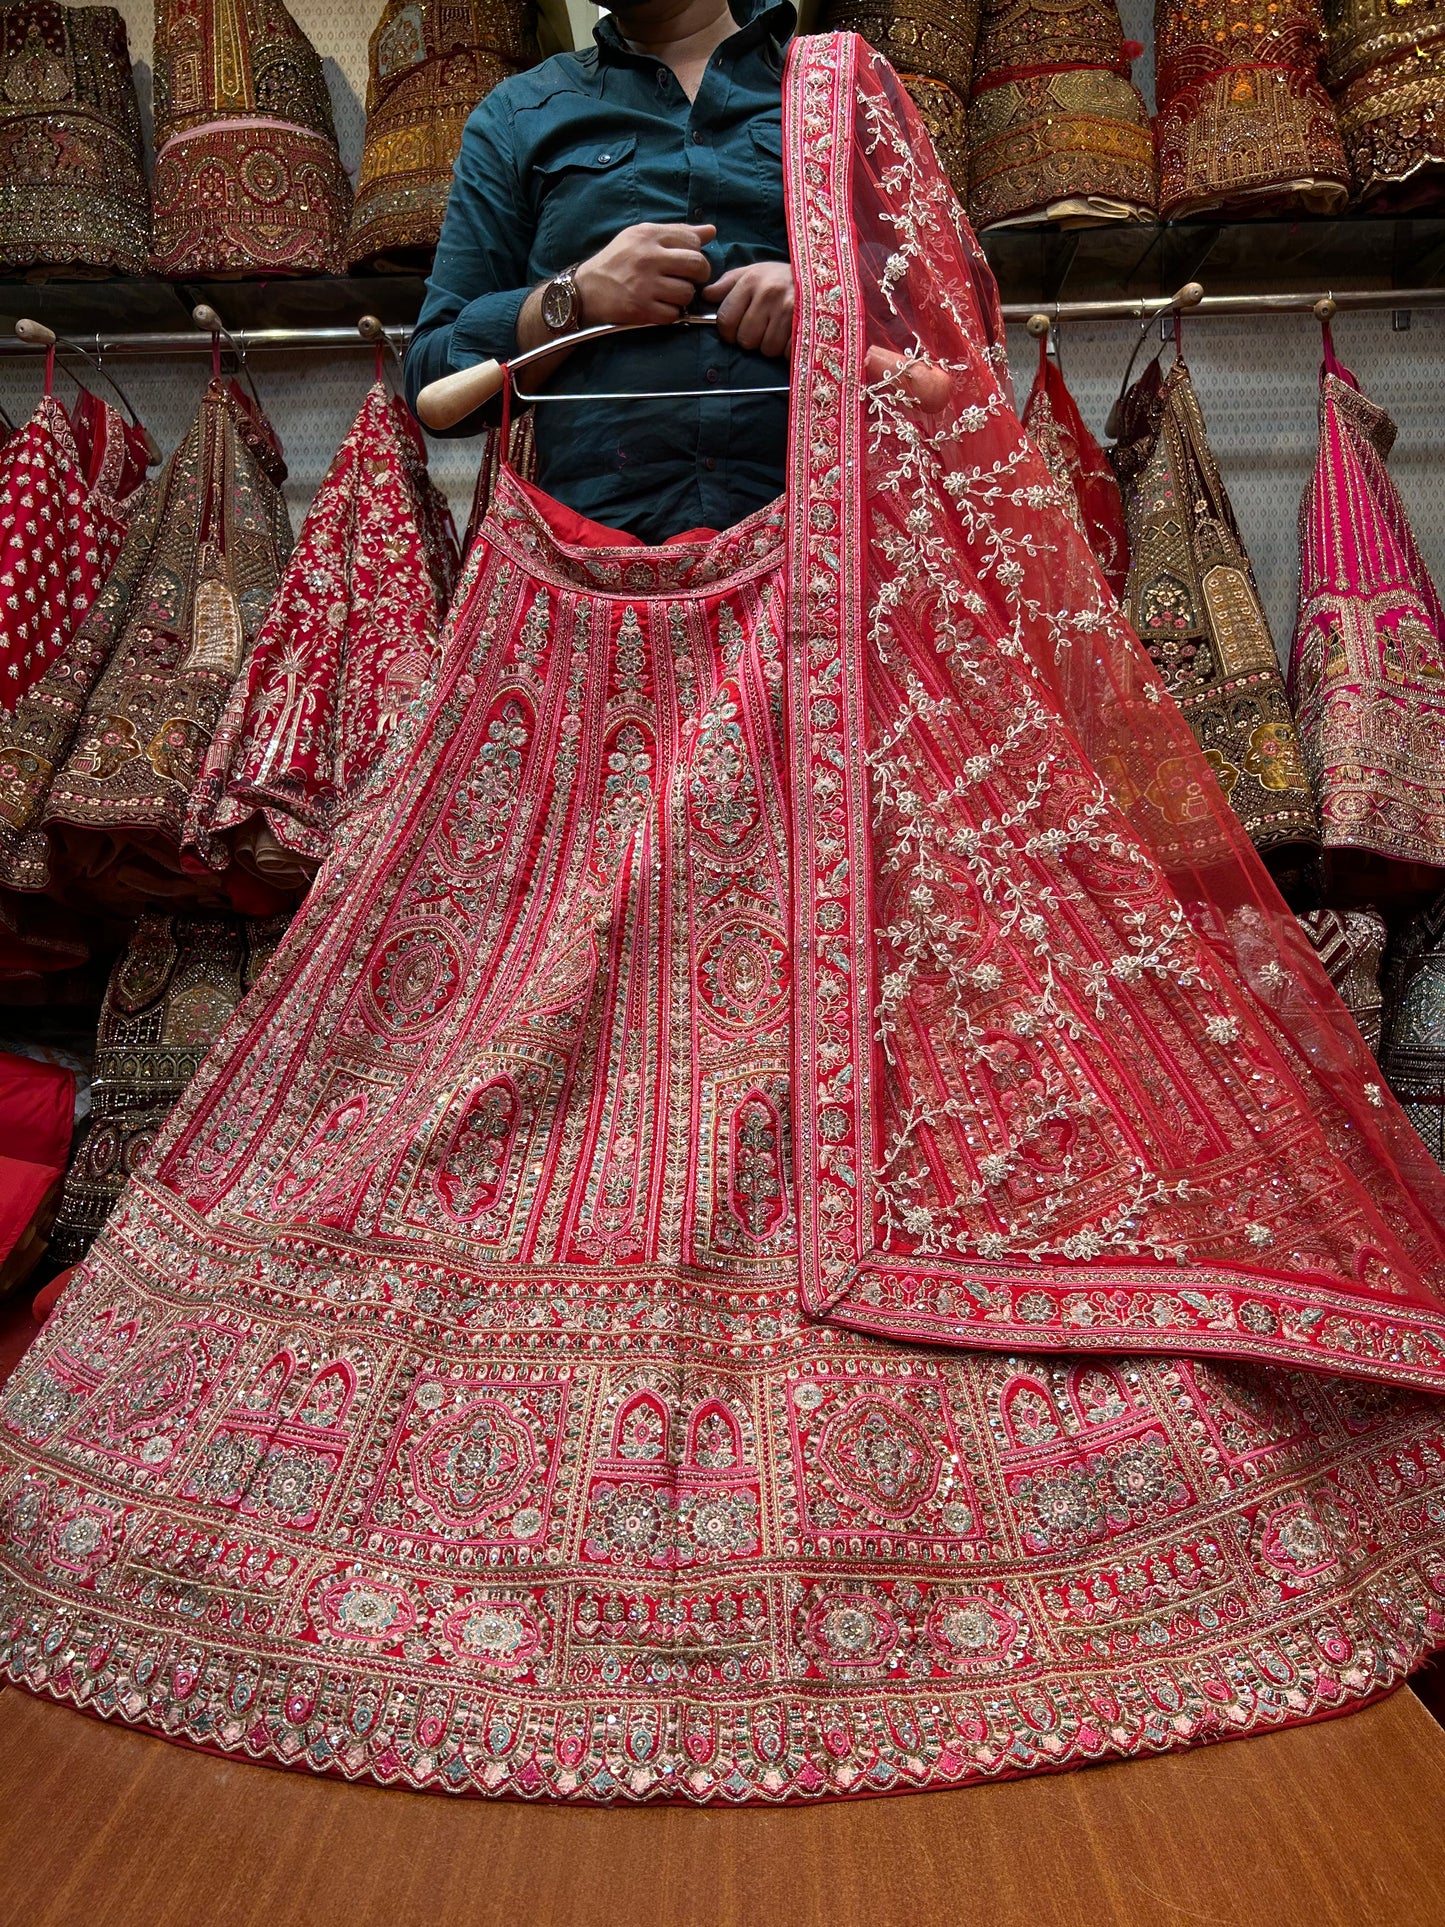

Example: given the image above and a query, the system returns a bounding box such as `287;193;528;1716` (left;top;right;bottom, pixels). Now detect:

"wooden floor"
2;1684;1444;1926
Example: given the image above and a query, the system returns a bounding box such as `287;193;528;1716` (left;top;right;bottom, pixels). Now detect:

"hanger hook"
358;314;404;388
192;302;266;419
19;321;160;462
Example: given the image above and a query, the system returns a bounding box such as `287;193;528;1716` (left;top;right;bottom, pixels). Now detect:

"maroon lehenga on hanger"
5;37;1445;1806
37;375;293;914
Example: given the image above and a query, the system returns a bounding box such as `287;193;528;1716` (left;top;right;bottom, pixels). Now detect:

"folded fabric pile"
347;0;540;271
967;0;1157;228
1324;0;1445;207
150;0;352;275
1155;0;1349;217
0;1;150;273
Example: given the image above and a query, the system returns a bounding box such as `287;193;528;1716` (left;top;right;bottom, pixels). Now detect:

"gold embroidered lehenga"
4;39;1445;1807
150;0;352;276
965;0;1157;228
1154;0;1349;219
346;0;540;272
37;379;294;914
1112;350;1321;890
0;1;151;274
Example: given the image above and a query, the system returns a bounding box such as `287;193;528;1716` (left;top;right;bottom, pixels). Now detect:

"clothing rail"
0;325;405;357
999;287;1445;323
0;286;1443;362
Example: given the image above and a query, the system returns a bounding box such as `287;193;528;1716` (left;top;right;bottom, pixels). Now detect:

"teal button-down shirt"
404;0;793;543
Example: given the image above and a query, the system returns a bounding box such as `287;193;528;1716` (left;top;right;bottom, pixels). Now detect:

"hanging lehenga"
1289;328;1445;901
7;38;1445;1806
48;911;289;1265
0;359;151;978
1381;890;1445;1168
1113;348;1321;890
0;357;149;710
1020;333;1128;597
186;381;459;894
36;376;294;914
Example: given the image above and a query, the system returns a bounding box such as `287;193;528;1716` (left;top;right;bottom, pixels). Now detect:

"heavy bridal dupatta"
5;36;1445;1806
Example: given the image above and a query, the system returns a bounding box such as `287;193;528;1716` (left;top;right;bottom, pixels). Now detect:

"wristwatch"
540;262;583;335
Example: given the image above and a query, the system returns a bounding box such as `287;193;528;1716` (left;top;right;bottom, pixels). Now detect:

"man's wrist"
540;261;584;335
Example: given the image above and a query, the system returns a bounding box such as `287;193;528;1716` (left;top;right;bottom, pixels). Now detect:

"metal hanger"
358;314;406;391
1103;281;1204;440
192;303;268;419
14;318;160;461
415;315;789;431
512;315;791;403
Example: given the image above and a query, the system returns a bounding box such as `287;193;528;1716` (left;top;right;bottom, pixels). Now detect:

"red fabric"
1021;339;1130;597
792;52;1445;1365
30;1266;76;1322
6;39;1445;1809
0;1050;72;1260
0;1050;72;1166
514;471;720;548
0;393;141;710
187;384;454;876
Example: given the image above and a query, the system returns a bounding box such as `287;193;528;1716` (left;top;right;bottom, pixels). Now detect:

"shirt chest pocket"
531;134;640;271
749;118;783;192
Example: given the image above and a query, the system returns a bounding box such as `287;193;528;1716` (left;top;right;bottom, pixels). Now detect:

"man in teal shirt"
405;0;796;544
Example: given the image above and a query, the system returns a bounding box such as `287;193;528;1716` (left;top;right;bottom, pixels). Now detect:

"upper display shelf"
0;217;1438;347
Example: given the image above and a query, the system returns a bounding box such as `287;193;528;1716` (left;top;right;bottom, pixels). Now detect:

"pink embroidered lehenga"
6;38;1445;1805
1290;326;1445;901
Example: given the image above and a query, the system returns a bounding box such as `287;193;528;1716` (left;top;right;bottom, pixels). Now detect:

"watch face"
541;277;574;332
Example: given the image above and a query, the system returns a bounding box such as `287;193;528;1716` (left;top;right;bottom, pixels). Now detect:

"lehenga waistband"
483;465;787;599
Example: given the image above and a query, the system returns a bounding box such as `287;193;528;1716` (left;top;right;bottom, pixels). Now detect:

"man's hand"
704;261;794;358
573;222;717;327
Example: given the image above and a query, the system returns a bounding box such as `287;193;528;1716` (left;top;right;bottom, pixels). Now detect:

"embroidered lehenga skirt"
6;38;1445;1806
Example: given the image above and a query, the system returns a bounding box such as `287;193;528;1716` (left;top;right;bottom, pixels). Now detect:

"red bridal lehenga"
6;37;1445;1805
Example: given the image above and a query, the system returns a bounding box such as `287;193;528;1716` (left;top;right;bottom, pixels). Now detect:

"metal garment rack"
0;286;1442;360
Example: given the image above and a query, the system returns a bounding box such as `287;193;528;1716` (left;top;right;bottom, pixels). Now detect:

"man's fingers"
735;304;770;354
649;248;712;286
703;268;743;302
712;280;752;343
653;223;717;249
653;273;703;307
761;311;792;360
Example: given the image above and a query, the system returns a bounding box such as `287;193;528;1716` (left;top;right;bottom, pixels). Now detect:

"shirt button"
691;128;705;144
705;366;720;384
704;456;718;471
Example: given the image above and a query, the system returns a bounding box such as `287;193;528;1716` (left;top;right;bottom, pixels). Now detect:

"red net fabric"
1020;337;1129;597
788;43;1445;1377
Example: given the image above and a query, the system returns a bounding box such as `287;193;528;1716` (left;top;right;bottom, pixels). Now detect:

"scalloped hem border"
2;1603;1440;1804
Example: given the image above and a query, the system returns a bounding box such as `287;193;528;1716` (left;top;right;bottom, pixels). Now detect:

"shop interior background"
13;0;1439;662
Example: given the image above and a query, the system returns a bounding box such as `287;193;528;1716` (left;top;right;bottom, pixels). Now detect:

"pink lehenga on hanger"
1290;324;1445;900
5;36;1445;1805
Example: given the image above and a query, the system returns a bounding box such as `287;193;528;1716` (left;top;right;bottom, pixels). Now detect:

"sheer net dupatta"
787;36;1445;1387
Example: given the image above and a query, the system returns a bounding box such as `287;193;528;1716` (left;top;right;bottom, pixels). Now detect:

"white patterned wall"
3;0;1439;672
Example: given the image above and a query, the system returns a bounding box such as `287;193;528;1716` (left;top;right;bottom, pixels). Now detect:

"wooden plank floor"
2;1684;1444;1926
